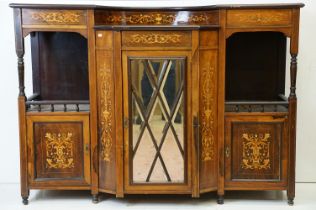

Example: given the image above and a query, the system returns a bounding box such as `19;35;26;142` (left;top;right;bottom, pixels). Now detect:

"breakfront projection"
11;2;303;206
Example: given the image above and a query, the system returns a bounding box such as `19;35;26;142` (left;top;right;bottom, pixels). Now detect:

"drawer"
122;31;192;48
26;114;90;188
22;9;87;27
226;9;292;28
224;114;288;189
94;10;219;25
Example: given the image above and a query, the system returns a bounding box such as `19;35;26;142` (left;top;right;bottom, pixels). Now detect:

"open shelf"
30;32;89;101
26;32;90;112
225;32;288;113
225;32;286;101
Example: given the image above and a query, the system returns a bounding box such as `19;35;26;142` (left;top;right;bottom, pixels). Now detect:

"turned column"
287;8;300;206
14;8;29;205
290;54;298;99
287;53;297;206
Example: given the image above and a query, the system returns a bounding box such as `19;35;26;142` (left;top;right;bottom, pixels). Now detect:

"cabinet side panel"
96;42;116;192
199;48;218;190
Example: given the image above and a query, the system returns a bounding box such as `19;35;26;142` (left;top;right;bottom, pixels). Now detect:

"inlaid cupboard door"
224;115;288;189
122;51;192;193
26;114;90;188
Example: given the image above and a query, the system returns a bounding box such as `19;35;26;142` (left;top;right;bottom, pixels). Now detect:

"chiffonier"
10;2;304;205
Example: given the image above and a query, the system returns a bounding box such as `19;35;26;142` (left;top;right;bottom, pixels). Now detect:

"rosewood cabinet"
10;2;304;205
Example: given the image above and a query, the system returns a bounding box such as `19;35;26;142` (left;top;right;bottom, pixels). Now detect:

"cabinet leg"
287;184;295;206
92;194;99;204
22;196;29;205
21;189;29;205
217;194;224;204
287;198;294;206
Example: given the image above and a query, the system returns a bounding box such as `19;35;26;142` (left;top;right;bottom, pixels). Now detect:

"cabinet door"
122;51;192;192
26;114;90;188
224;115;288;189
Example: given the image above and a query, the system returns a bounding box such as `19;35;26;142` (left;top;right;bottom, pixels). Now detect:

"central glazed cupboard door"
123;51;192;193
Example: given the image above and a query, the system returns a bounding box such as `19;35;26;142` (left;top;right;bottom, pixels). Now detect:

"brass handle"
225;146;230;158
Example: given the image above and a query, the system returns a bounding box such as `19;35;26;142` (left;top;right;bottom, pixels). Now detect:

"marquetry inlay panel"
226;9;292;27
241;133;271;170
45;132;74;169
122;31;191;47
95;11;219;25
22;9;87;25
200;51;217;162
97;51;115;162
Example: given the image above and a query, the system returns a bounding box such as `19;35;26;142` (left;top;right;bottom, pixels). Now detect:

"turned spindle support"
289;54;297;99
14;8;29;204
287;53;298;206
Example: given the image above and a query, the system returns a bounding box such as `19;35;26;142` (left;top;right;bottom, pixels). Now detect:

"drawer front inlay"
227;9;292;27
22;9;87;25
122;31;191;47
95;11;219;25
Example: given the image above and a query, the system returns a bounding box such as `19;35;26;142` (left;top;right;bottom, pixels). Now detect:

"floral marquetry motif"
22;9;87;26
31;11;81;24
201;65;215;161
188;14;209;23
99;63;113;162
95;11;219;25
107;13;176;24
241;133;271;170
122;31;191;47
243;13;287;23
45;132;74;169
127;33;182;44
227;9;292;27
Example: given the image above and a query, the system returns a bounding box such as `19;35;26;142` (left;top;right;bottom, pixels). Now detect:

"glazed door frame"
122;50;193;193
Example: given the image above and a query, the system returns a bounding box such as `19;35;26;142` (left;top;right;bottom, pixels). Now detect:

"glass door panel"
129;58;185;184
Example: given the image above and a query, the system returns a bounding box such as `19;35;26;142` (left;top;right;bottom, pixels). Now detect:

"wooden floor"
1;183;316;209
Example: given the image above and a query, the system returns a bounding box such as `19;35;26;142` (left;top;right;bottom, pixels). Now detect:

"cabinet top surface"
9;0;304;10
